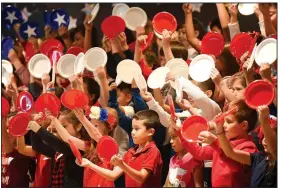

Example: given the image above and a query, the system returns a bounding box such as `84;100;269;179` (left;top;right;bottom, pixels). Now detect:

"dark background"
2;3;260;45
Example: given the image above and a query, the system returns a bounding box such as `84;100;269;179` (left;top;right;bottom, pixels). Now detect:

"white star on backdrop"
24;25;37;38
81;3;95;14
21;7;32;21
191;3;203;13
54;13;66;27
68;16;77;30
5;11;18;24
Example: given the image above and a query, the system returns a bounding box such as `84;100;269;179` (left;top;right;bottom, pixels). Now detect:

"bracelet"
216;130;225;136
47;88;56;92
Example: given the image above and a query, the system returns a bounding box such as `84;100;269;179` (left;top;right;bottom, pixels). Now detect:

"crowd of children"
1;3;277;187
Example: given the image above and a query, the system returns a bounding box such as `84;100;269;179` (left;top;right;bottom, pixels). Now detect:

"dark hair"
83;77;100;106
159;41;188;60
218;45;240;77
133;110;161;130
193;18;207;40
117;82;131;94
70;24;98;47
197;78;215;98
143;50;158;66
210;18;222;32
230;71;247;88
227;100;258;132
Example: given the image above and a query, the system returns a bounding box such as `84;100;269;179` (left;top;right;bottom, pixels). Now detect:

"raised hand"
117;32;129;51
182;3;192;15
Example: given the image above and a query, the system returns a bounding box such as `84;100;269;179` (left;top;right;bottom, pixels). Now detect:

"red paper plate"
230;33;253;59
101;16;126;39
181;115;208;142
2;97;10;117
68;139;82;164
244;80;275;109
167;95;176;120
140;32;154;52
96;136;119;163
25;41;35;63
67;46;84;56
9;113;31;137
152;12;177;34
16;91;34;113
35;93;61;117
40;39;64;56
47;46;63;66
201;32;225;57
61;90;89;110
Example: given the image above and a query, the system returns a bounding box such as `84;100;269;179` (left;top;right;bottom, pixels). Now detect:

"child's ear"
240;121;249;132
125;93;132;103
148;128;155;137
205;90;213;98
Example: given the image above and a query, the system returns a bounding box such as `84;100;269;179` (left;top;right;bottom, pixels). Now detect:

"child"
171;99;258;187
164;126;203;187
215;105;277;187
27;110;91;187
76;110;163;187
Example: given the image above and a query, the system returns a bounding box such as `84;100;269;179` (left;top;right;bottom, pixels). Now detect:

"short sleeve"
142;148;162;174
123;149;132;164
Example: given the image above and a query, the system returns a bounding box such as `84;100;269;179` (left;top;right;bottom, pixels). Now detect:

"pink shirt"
168;153;202;187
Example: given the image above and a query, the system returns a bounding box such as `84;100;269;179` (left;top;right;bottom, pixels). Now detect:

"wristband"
47;88;56;92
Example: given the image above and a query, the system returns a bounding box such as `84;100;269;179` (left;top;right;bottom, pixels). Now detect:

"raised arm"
216;3;231;42
73;108;102;142
95;67;109;108
84;15;93;52
183;4;201;52
228;4;241;40
2;116;15;154
17;136;37;157
162;29;174;62
259;3;277;36
134;27;146;62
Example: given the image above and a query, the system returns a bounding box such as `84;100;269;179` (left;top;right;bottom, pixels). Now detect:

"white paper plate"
115;75;122;86
165;58;188;71
147;67;170;89
74;52;85;74
28;54;51;78
154;29;163;39
134;72;147;91
2;60;13;86
248;43;257;71
175;77;183;102
88;4;100;24
57;54;76;78
170;65;189;80
189;54;215;82
116;59;142;84
124;7;147;31
84;47;107;72
112;3;130;18
238;3;257;16
254;38;277;66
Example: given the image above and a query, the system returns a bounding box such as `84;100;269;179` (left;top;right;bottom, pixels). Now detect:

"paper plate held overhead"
154;30;163;39
165;58;189;80
61;89;89;110
238;3;257;16
112;3;130;18
189;54;215;82
84;47;107;72
88;3;100;24
152;12;177;35
9;113;31;137
2;60;13;86
2;97;10;117
254;38;277;66
35;93;61;117
181;115;209;142
96;136;119;163
16;91;34;114
101;16;126;38
230;32;253;59
50;9;70;30
67;46;84;56
124;7;147;31
175;77;183;102
57;54;76;78
134;72;147;92
28;54;51;78
25;41;36;63
74;52;85;74
244;80;275;109
117;59;142;84
147;67;170;89
40;39;64;56
201;32;225;57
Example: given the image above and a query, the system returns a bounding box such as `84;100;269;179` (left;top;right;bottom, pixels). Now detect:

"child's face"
231;79;245;100
131;119;152;145
58;116;80;138
90;119;109;136
160;56;166;67
223;114;246;140
73;32;84;48
178;28;187;42
169;127;184;153
117;89;131;106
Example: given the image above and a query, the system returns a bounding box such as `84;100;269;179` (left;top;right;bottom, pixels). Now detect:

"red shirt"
180;134;257;187
139;59;153;80
2;149;32;187
33;154;51;187
123;142;163;187
83;162;114;187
